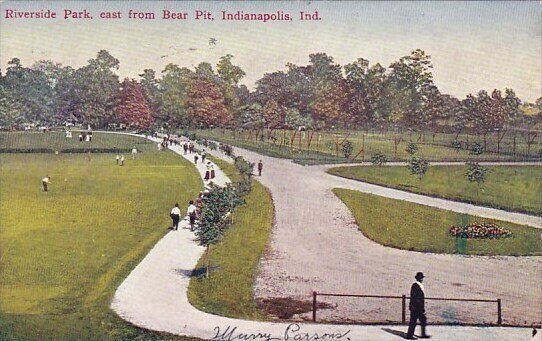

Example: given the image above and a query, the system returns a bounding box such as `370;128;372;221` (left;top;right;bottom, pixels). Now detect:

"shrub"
449;222;513;239
208;141;218;151
0;148;53;153
183;131;197;141
342;140;354;159
451;140;462;151
371;152;388;166
407;156;429;180
219;143;234;157
469;142;484;155
406;142;419;155
465;162;489;186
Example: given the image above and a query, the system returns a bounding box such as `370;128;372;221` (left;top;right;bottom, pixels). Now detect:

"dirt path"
208;146;541;326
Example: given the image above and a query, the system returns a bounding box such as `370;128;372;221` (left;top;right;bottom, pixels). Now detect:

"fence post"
312;291;317;322
497;299;502;326
402;295;406;324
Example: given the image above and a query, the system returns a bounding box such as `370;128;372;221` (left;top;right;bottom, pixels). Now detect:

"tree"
407;155;429;181
388;49;434;129
344;58;371;128
139;69;163;125
195;183;244;277
186;75;229;128
237;103;265;131
160;64;193;126
76;50;121;127
342;139;354;159
308;53;347;127
465;162;489;188
0;84;22;128
262;99;285;129
3;58;55;125
114;79;154;130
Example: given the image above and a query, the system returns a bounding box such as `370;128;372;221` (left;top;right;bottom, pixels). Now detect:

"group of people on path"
169;197;203;232
170;200;199;232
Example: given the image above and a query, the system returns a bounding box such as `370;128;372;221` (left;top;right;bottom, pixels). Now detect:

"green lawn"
328;165;542;216
189;129;538;165
188;157;274;320
0;141;204;340
0;131;153;153
333;188;542;256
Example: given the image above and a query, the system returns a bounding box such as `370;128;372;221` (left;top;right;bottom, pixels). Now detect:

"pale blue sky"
1;1;540;101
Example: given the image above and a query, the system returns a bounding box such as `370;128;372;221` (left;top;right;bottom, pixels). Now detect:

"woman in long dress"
204;162;211;181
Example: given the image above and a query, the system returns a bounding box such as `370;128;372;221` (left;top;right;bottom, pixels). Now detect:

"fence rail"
312;291;502;325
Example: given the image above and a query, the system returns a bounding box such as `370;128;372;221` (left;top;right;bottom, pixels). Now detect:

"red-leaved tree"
115;78;154;129
186;77;229;128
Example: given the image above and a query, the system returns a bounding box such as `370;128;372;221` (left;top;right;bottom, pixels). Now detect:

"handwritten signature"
212;323;351;341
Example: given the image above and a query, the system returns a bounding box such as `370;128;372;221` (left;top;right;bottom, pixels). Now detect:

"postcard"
0;1;540;340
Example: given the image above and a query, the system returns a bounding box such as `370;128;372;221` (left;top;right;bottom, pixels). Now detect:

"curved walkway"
111;135;539;340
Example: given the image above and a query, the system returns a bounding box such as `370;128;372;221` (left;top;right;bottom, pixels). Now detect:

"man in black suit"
406;272;431;339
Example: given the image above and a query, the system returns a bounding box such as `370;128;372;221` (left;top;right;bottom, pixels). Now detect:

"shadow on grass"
175;266;220;278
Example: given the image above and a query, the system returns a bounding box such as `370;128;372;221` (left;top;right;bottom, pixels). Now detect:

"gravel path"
110;135;537;340
205;146;542;327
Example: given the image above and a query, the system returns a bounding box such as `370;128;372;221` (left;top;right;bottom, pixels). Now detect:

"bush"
465;162;489;186
61;148;131;154
449;222;513;239
451;140;462;151
342;140;354;159
208;141;218;151
0;148;53;153
407;156;429;180
219;143;234;157
183;131;197;141
405;142;419;155
469;142;484;155
371;152;388;166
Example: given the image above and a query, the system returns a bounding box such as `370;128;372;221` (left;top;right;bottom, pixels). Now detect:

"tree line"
1;49;541;133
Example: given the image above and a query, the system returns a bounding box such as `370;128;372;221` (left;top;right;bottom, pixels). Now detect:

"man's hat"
415;272;425;279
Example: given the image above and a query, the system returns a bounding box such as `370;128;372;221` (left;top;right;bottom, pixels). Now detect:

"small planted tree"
451;140;462;153
469;142;484;155
465;162;490;198
195;183;243;277
371;152;388;166
342;140;354;160
407;156;430;181
405;142;419;156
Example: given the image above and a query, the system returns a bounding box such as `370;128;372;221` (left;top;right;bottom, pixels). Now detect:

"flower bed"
449;222;513;239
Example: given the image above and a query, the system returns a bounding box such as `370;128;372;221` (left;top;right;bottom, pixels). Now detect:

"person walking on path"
131;146;138;159
183;143;188;155
204;162;211;181
116;154;120;165
406;272;431;339
42;175;51;192
170;203;181;231
201;150;207;163
257;160;263;176
194;154;199;164
209;162;215;179
120;155;125;166
187;200;198;231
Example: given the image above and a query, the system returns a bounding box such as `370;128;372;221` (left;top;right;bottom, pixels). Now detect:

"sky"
0;1;540;102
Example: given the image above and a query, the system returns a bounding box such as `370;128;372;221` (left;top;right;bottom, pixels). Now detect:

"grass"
187;156;274;320
0;131;154;153
327;165;542;216
190;129;540;165
333;188;542;256
0;136;204;340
